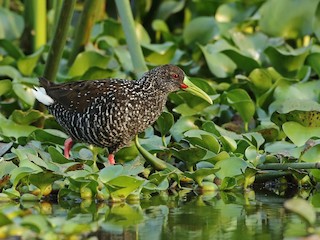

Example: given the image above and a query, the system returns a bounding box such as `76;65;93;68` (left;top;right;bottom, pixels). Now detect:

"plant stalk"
257;162;320;170
43;0;76;81
68;0;104;66
115;0;148;77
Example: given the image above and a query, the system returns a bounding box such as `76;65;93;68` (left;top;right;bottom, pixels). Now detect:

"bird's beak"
181;76;213;104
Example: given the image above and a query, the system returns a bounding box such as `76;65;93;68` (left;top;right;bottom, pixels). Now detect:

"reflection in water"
0;189;315;239
91;190;312;240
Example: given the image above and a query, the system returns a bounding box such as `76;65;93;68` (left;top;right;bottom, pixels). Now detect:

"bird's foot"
108;154;115;165
64;138;73;158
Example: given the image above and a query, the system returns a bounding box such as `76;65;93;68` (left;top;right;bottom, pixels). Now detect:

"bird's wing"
39;77;115;113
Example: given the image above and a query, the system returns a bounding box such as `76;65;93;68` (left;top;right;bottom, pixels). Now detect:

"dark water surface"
1;189;317;239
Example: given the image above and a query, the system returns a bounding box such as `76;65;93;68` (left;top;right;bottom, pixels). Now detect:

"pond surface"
0;188;317;239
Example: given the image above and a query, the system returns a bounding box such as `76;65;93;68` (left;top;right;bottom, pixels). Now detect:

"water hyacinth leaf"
300;144;320;163
220;177;237;190
259;0;318;38
99;165;124;183
0;39;24;59
282;122;320;147
200;45;236;78
284;198;316;225
265;45;310;75
0;66;22;79
0;142;13;157
107;176;145;201
170;116;198;142
184;168;219;186
17;47;44;76
28;129;68;145
219;135;237;152
156;0;185;20
0;8;24;40
115;144;139;162
271;99;320;117
184;129;220;153
155;112;174;136
272;110;320;128
12;83;35;106
183;17;218;45
306;52;320;77
172;147;207;168
68;51;110;77
29;172;61;196
185;135;220;154
0;79;12;96
214;157;249;179
226;89;255;124
248;68;273;92
0;114;38;139
10;109;43;125
143;42;176;65
48;146;70;164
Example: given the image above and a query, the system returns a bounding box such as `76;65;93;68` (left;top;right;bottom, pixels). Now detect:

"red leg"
108;153;115;165
64;138;73;158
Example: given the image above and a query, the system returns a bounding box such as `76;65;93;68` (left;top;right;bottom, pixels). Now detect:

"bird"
33;64;212;165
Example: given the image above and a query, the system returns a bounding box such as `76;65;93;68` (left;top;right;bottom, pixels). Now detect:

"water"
0;189;316;239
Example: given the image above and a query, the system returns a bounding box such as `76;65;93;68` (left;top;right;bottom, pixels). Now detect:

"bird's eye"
172;73;179;79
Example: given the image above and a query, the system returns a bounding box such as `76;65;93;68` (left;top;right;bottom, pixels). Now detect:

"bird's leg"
108;154;115;165
64;138;73;158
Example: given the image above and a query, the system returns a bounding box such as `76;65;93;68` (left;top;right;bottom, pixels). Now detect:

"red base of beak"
180;83;188;89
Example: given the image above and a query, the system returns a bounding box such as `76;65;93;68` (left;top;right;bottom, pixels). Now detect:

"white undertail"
32;87;54;105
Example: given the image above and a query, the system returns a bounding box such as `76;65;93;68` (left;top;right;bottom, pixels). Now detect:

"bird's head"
146;64;212;104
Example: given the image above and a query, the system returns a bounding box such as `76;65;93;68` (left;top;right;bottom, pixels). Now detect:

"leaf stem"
43;0;76;80
257;162;320;170
135;136;182;174
115;0;148;77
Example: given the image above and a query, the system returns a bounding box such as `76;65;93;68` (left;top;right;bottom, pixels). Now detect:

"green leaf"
184;168;219;186
226;89;255;124
99;165;124;183
0;79;12;96
0;39;24;59
259;0;318;38
155;112;174;136
0;66;22;79
306;53;320;77
0;113;38;139
10;109;43;125
265;45;310;76
156;0;185;20
12;82;35;106
28;129;68;145
200;44;236;78
170;116;198;142
282;122;320;146
68;51;110;77
172;147;207;168
220;177;237;190
48;146;70;164
107;176;144;201
0;8;24;40
17;47;44;76
183;17;218;45
284;198;316;225
214;157;248;179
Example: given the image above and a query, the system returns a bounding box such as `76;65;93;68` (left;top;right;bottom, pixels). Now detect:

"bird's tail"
32;77;54;106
